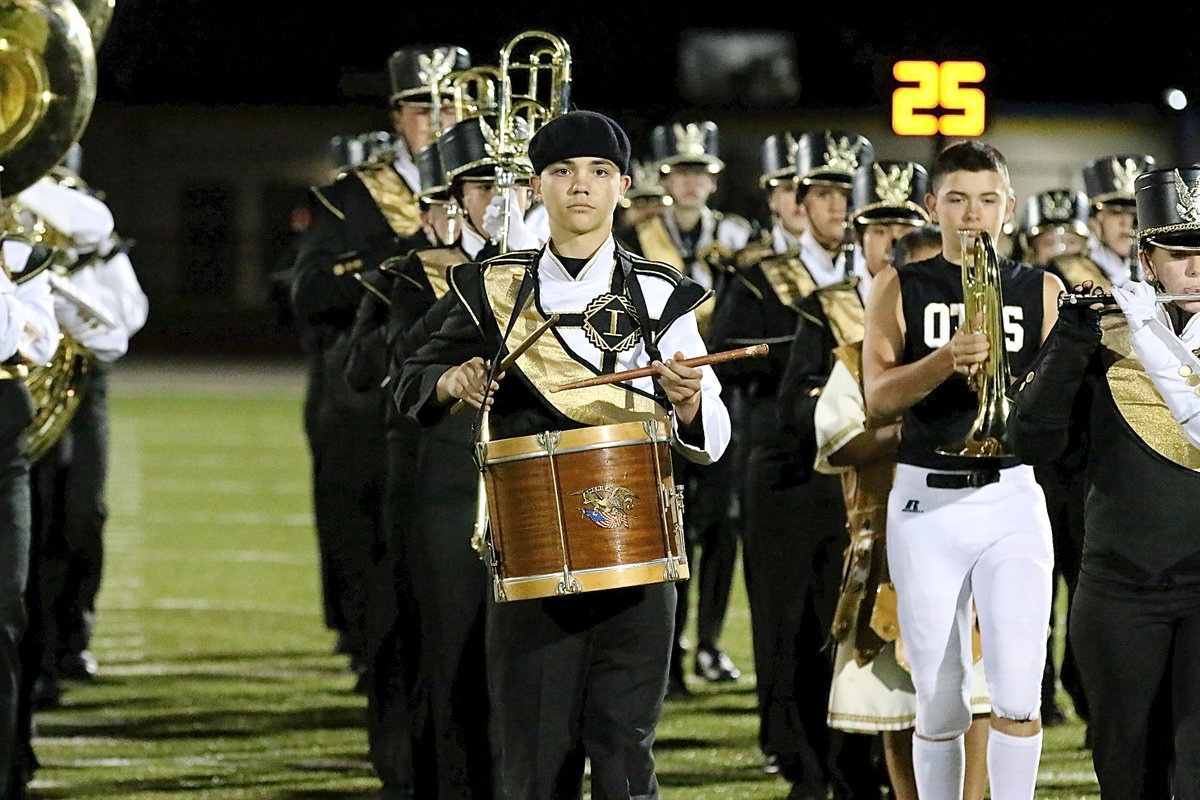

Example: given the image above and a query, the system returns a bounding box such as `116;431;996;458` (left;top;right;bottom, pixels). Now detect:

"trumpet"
937;230;1013;458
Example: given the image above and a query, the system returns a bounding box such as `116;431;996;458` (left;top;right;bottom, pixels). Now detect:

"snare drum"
481;418;688;602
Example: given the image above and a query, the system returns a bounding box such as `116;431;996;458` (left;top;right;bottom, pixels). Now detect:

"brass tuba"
0;0;101;461
937;230;1014;458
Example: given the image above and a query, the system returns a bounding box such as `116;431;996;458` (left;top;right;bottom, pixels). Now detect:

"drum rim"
484;418;670;463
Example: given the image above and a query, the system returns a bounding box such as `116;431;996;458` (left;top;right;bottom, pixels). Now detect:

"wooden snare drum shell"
483;420;688;601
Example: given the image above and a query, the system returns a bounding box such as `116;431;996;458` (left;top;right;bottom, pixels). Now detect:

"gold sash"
1054;255;1111;292
818;287;866;348
759;254;818;309
357;165;421;237
634;217;685;271
417;246;467;300
482;260;666;426
1102;314;1200;471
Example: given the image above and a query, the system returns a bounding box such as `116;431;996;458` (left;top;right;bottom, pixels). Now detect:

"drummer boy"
396;110;731;799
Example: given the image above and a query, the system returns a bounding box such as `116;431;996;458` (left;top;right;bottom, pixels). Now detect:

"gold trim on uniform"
482;258;666;427
758;254;818;309
415;246;468;300
633;217;685;272
817;284;866;347
1102;313;1200;471
356;164;422;237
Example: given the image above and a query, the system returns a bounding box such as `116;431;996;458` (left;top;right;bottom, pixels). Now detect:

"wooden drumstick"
550;343;770;393
450;313;560;414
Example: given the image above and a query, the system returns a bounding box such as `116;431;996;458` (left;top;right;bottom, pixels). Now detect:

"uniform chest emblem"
582;293;639;353
573;485;637;529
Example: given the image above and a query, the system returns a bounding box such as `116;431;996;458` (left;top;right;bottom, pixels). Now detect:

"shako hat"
851;161;930;226
388;45;471;106
1084;154;1156;209
1024;189;1090;238
1136;167;1200;251
793;131;874;188
624;159;670;204
651;121;723;174
439;116;533;182
760;132;800;188
415;142;449;201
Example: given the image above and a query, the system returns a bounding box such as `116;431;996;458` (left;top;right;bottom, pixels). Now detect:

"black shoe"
33;674;62;711
57;650;99;681
666;673;691;699
762;752;781;775
1041;701;1066;727
694;644;740;682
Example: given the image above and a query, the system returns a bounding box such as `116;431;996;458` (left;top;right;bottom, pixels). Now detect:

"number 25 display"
892;61;986;137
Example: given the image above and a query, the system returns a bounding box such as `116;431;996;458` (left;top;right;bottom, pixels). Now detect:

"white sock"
912;734;964;800
987;728;1043;800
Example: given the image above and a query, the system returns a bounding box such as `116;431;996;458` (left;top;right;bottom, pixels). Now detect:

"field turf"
29;361;1100;799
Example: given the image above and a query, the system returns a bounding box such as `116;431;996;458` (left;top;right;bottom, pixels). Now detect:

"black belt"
925;469;1001;489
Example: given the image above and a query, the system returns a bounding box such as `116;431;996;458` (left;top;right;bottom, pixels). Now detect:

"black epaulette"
309;181;345;222
478;249;539;270
626;253;683;286
13;244;56;285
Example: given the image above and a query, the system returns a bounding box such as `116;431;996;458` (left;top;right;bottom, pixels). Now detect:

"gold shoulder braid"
1101;313;1200;471
634;217;685;271
1053;255;1111;292
356;165;422;237
817;284;866;347
759;254;818;309
483;260;666;427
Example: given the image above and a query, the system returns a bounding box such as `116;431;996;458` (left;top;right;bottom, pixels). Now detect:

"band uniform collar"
392;141;421;194
542;234;617;283
461;225;487;260
771;221;801;255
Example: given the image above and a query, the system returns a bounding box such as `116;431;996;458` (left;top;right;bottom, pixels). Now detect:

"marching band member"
1022;189;1091;267
1008;166;1200;798
1081;154;1156;287
397;110;730;800
811;195;991;800
711;131;873;796
862;141;1062;800
291;44;467;678
621;120;748;693
16;170;147;710
0;232;58;799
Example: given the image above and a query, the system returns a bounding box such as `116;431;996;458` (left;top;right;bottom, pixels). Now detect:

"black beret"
528;111;631;176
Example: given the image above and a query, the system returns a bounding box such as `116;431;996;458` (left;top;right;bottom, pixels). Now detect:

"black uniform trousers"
1071;573;1200;800
367;424;434;799
1034;462;1089;722
31;365;109;669
302;346;386;662
405;416;491;799
488;584;675;800
741;447;846;794
2;382;34;797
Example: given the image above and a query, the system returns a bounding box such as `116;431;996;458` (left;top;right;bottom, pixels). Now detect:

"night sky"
97;2;1200;114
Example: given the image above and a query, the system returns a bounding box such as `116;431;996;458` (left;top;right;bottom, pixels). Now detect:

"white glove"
481;189;540;250
1112;281;1159;332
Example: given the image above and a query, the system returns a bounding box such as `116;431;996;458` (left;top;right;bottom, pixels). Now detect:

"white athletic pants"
887;464;1053;739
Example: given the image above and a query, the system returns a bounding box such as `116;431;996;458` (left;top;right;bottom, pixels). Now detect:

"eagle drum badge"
479;420;689;602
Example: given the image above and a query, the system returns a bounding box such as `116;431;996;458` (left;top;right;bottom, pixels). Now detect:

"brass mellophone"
1058;291;1200;307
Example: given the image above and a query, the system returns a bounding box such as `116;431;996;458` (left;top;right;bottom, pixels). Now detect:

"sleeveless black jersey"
898;253;1045;470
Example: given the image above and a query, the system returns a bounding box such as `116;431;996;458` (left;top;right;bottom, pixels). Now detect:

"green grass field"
28;361;1101;799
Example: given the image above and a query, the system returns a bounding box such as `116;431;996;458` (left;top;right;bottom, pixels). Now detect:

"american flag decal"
573;485;638;530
